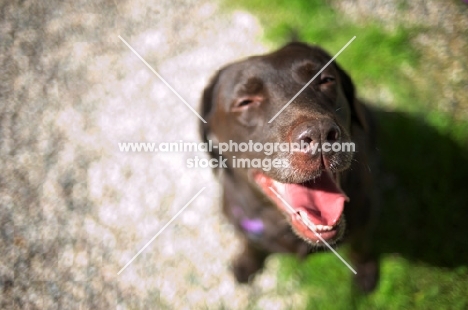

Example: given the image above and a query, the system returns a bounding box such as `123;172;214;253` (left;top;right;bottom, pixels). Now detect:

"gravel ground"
0;0;305;308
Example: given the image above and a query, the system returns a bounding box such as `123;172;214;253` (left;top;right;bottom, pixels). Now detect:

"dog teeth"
314;224;333;231
297;211;333;231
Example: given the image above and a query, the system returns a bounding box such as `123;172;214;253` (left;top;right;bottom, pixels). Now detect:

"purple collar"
232;205;265;236
240;218;264;235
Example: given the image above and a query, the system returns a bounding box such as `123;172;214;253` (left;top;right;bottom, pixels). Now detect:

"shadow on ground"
374;109;468;267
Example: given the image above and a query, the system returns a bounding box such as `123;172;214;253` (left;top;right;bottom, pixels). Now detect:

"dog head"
200;42;368;245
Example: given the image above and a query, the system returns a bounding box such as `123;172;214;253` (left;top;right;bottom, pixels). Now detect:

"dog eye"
237;99;253;107
232;96;262;111
320;76;335;85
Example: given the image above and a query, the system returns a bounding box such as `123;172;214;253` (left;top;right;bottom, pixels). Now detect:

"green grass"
224;0;468;308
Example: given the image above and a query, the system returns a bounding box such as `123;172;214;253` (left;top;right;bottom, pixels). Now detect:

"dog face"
200;42;368;245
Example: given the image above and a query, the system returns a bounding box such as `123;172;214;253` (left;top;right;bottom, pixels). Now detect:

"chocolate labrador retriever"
199;42;379;292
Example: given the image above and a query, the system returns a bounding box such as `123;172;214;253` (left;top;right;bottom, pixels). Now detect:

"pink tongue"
284;171;347;226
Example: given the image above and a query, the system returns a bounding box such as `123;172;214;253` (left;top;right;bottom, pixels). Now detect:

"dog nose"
291;120;341;151
323;120;341;143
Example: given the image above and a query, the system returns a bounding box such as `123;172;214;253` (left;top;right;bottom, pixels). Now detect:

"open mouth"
253;169;349;245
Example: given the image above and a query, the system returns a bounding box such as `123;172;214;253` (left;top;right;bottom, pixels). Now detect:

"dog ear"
335;63;369;131
199;70;222;160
